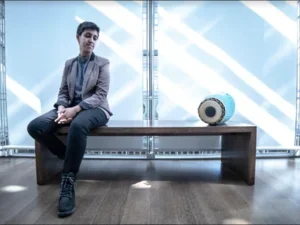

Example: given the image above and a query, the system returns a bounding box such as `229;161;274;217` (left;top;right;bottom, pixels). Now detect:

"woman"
27;21;113;218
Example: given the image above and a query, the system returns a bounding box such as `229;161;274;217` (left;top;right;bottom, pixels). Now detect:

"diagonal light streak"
158;19;222;117
11;10;145;145
158;6;295;120
263;41;294;76
10;11;142;118
158;74;201;118
85;0;214;117
85;1;142;39
89;0;295;120
7;61;70;116
285;1;297;7
6;75;41;114
134;1;142;6
158;34;294;146
86;1;294;145
241;1;297;45
30;14;143;116
157;3;220;118
264;26;276;40
75;16;142;73
167;1;205;21
87;1;294;144
75;16;142;109
109;78;142;108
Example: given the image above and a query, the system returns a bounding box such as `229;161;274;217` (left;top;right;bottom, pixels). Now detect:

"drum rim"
198;97;226;125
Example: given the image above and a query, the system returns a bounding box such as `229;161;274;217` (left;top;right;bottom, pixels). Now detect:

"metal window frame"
0;0;8;147
1;1;299;159
293;0;300;158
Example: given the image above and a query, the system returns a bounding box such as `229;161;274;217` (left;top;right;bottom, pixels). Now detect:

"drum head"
198;99;224;124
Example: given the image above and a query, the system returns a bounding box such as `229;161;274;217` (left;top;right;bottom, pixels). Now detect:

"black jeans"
27;108;108;174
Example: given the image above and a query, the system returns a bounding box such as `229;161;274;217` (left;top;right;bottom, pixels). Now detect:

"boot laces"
60;175;74;199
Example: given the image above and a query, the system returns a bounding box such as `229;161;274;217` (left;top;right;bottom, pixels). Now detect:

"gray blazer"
54;53;113;116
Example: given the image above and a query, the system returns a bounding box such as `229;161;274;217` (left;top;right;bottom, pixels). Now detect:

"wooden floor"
0;157;300;224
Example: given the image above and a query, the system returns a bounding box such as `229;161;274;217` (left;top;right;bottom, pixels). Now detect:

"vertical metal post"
148;0;154;122
143;0;155;121
0;0;8;146
295;0;300;148
142;0;158;159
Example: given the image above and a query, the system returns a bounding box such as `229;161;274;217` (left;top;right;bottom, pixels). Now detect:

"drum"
197;92;235;125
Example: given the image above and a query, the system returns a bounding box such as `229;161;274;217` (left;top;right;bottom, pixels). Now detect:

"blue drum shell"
198;92;235;125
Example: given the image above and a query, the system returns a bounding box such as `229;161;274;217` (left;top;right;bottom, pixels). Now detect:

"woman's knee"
27;116;52;137
69;121;89;135
27;109;58;137
27;118;41;136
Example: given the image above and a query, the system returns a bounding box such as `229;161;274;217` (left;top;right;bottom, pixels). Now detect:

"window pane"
156;1;297;149
6;1;144;147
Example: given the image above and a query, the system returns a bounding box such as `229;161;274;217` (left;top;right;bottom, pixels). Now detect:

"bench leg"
35;141;64;185
221;131;257;185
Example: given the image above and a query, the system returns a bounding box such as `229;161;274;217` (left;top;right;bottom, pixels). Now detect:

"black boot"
58;172;76;218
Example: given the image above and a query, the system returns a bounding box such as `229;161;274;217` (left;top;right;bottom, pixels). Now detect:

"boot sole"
58;207;76;218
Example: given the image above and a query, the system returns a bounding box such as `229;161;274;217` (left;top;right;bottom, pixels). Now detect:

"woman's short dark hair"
77;21;100;36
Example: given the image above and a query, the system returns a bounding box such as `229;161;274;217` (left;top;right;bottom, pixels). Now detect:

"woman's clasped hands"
55;106;78;124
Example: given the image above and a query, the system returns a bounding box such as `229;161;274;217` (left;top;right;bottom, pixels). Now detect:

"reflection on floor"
0;158;299;224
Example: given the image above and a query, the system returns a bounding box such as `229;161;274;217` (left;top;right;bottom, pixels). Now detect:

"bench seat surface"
55;120;256;136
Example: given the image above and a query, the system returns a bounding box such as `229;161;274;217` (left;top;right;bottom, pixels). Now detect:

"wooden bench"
35;120;257;186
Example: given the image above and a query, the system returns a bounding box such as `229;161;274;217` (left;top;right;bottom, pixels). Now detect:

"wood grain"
2;158;300;224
